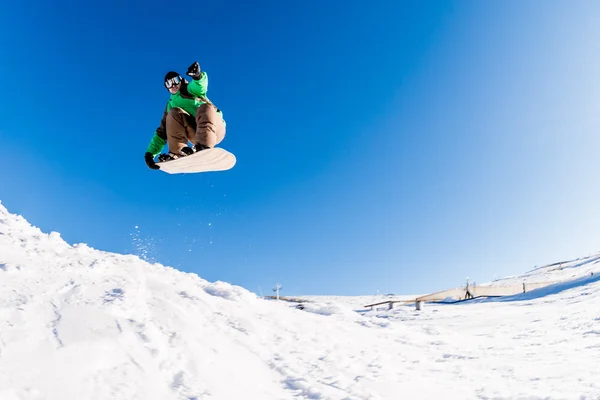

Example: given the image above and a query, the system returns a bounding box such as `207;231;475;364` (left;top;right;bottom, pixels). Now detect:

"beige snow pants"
166;104;226;154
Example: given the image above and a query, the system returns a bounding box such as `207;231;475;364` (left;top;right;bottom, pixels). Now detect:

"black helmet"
164;71;181;89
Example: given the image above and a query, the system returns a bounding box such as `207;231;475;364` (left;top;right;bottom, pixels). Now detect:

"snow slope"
1;202;599;399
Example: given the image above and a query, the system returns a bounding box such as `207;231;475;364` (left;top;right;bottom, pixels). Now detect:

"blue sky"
2;0;600;296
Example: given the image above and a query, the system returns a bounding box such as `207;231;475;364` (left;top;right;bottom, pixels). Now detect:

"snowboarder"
144;61;227;170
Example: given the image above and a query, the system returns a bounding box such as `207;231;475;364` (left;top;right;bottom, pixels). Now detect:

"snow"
1;202;599;399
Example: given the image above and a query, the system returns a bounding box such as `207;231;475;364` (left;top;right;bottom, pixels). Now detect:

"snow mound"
1;202;599;399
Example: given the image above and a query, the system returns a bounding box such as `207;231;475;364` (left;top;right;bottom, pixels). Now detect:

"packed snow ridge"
0;201;599;400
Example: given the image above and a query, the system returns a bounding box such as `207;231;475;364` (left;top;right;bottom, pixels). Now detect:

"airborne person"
144;61;226;170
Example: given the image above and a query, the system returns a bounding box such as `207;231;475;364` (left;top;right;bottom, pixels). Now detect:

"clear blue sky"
2;0;600;296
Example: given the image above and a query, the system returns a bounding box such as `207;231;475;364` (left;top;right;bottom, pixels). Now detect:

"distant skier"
144;61;227;170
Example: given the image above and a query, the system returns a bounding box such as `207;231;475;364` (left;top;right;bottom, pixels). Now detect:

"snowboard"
156;147;236;174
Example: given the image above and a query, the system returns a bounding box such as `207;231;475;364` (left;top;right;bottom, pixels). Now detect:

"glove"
145;152;160;170
186;61;202;80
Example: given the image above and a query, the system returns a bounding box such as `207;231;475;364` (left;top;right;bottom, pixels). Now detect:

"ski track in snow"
1;202;600;399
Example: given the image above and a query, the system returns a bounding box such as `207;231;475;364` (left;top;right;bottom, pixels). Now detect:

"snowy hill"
1;202;599;399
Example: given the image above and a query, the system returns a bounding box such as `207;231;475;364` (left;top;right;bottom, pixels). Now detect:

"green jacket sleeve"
187;71;209;98
146;133;166;157
146;108;169;156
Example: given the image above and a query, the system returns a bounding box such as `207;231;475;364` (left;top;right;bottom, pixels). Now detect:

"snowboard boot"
194;143;210;152
157;153;172;162
180;146;195;156
157;150;188;162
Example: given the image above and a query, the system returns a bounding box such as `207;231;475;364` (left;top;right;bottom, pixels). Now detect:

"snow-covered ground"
1;202;599;400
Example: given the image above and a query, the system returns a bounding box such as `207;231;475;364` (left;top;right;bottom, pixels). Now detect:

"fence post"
416;300;422;311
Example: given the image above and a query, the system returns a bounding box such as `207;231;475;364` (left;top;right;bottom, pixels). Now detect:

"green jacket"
146;71;225;156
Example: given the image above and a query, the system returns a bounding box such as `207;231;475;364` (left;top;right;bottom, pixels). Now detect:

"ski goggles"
164;76;181;89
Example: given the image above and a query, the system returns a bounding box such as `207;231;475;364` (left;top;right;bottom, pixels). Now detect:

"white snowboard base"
156;148;236;174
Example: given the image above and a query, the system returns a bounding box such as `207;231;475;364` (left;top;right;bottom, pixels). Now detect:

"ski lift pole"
273;283;282;300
